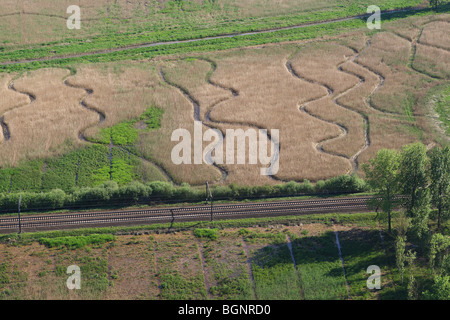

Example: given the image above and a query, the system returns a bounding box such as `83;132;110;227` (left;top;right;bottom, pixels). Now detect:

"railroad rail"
0;196;380;234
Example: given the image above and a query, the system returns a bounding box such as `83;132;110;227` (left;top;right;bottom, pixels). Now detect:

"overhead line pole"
18;194;22;234
206;182;213;221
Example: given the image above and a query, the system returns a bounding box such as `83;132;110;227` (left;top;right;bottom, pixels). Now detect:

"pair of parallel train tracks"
0;196;376;234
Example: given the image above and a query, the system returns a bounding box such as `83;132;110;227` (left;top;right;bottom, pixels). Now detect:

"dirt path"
287;235;305;300
0;11;97;21
196;239;213;300
333;227;352;300
242;237;258;300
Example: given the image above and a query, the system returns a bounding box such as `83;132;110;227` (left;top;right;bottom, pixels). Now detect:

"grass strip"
2;5;448;74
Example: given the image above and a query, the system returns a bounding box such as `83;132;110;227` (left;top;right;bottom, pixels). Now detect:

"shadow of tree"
248;227;405;300
248;230;347;300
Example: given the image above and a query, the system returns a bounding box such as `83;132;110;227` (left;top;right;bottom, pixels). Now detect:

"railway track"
0;196;375;233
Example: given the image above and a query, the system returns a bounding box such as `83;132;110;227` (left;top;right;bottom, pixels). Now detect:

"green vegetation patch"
0;262;28;298
209;265;253;300
251;243;303;300
0;263;10;285
200;236;254;300
339;229;394;299
159;273;207;300
194;228;219;240
0;107;164;194
435;86;450;135
97;122;139;146
241;229;287;245
39;234;115;249
291;231;348;300
0;170;13;194
53;255;110;295
92;106;164;146
427;84;450;136
8;160;45;193
91;147;139;186
139;107;164;130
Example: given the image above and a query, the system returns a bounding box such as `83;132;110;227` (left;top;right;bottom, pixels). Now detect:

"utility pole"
18;195;22;234
206;182;213;221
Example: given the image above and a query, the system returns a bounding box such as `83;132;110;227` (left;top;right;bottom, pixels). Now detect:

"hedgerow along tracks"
0;196;374;233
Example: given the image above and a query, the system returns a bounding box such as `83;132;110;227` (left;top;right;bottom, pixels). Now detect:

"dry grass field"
0;12;448;186
0;0;427;46
65;62;222;185
192;46;352;182
420;19;450;50
160;58;279;185
0;69;99;167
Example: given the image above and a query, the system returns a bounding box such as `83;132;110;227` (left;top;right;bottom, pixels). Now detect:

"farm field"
0;212;447;300
0;10;448;191
1;0;450;305
0;0;425;50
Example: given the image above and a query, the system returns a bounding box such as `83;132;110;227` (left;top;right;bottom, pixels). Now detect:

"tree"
428;146;450;230
409;192;432;246
423;275;450;300
429;233;450;275
363;149;401;232
398;143;429;216
406;249;417;300
429;0;447;9
396;211;411;238
396;235;407;284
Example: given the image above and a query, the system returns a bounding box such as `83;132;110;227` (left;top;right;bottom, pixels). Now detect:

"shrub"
299;179;315;194
315;180;326;193
40;189;66;209
253;184;275;196
147;181;175;198
102;180;119;193
173;182;197;200
72;186;111;204
280;181;301;195
317;175;368;193
194;228;219;240
211;185;233;199
0;174;369;214
115;181;151;202
423;276;450;300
